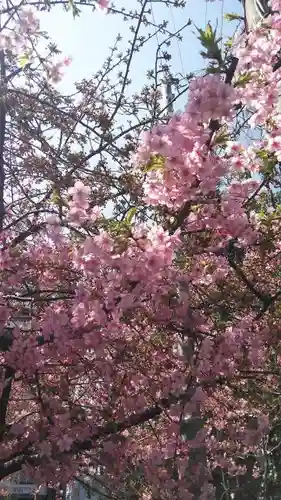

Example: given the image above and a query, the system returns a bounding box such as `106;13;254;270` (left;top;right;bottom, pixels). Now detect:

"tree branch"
0;366;15;439
0;49;6;231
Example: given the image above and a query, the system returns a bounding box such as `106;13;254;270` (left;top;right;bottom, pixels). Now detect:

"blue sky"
38;0;243;110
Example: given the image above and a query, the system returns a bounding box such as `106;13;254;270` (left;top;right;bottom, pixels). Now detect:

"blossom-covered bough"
2;0;281;498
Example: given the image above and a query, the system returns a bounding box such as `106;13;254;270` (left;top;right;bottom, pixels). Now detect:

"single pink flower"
98;0;108;9
63;56;72;67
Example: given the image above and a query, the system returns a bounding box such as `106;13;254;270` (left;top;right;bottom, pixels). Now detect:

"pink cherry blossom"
98;0;108;9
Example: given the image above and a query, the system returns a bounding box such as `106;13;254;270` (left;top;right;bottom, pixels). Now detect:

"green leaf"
18;54;29;68
51;187;69;208
195;23;216;48
224;12;243;21
124;207;137;226
195;23;222;63
51;188;61;206
256;150;276;175
225;37;233;48
204;22;213;40
143;154;166;173
213;130;230;146
234;73;252;88
256;149;268;161
258;209;266;219
202;23;216;45
264;161;276;175
67;0;81;18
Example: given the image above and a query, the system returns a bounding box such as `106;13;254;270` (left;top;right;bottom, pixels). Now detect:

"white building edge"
0;474;103;500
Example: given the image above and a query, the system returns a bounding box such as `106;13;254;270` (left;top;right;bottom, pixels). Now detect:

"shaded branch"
0;366;15;439
0;49;6;231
